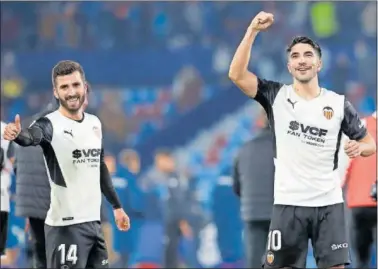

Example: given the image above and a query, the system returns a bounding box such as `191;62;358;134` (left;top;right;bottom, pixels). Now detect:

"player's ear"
317;59;322;72
287;62;292;74
53;88;59;99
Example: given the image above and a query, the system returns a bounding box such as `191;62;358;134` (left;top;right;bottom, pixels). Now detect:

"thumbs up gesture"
3;114;22;141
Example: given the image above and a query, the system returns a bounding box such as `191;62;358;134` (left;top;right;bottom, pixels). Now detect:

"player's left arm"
99;148;130;231
355;133;376;157
341;99;376;158
99;149;122;209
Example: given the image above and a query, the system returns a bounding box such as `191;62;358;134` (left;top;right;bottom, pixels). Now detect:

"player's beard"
294;70;317;84
296;76;313;84
59;95;85;114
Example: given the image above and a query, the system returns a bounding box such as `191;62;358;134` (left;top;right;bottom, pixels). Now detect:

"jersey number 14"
58;244;78;265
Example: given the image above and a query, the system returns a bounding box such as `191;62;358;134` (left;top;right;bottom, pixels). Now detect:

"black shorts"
263;203;350;269
45;221;108;269
0;211;9;255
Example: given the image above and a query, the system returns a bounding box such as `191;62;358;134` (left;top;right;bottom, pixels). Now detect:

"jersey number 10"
267;230;282;251
58;244;78;265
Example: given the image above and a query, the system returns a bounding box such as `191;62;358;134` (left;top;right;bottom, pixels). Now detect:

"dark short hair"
52;60;86;87
286;36;322;58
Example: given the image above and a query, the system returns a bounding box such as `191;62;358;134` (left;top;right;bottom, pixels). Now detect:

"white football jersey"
30;111;103;226
1;121;13;212
254;78;367;207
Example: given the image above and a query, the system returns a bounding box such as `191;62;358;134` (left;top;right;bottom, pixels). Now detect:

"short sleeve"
254;78;283;107
341;98;367;141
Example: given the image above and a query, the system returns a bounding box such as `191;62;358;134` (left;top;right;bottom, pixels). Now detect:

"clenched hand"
3;114;22;141
250;11;274;32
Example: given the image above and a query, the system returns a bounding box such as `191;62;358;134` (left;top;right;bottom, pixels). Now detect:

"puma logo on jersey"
287;98;298;109
64;130;73;137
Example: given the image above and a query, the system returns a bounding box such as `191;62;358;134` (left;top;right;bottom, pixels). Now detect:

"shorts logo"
331;243;348;251
323;106;334;120
266;251;274;265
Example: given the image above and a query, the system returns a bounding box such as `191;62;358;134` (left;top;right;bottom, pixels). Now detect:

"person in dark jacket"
212;167;244;267
14;100;58;268
154;149;203;268
104;149;145;267
232;108;275;268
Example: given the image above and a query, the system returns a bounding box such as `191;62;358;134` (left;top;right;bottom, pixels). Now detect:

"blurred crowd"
1;2;376;150
1;1;376;50
1;1;377;268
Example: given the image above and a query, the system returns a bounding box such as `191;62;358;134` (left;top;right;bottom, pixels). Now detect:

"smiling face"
54;71;87;114
287;42;322;84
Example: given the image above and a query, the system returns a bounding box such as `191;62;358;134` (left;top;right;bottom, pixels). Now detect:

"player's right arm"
342;101;376;158
3;114;52;146
228;11;274;98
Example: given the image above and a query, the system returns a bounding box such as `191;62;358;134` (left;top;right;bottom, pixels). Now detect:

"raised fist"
250;11;274;31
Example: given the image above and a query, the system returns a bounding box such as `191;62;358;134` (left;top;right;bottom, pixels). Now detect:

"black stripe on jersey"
42;143;67;188
333;129;343;170
254;78;283;158
341;99;367;141
260;101;277;158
